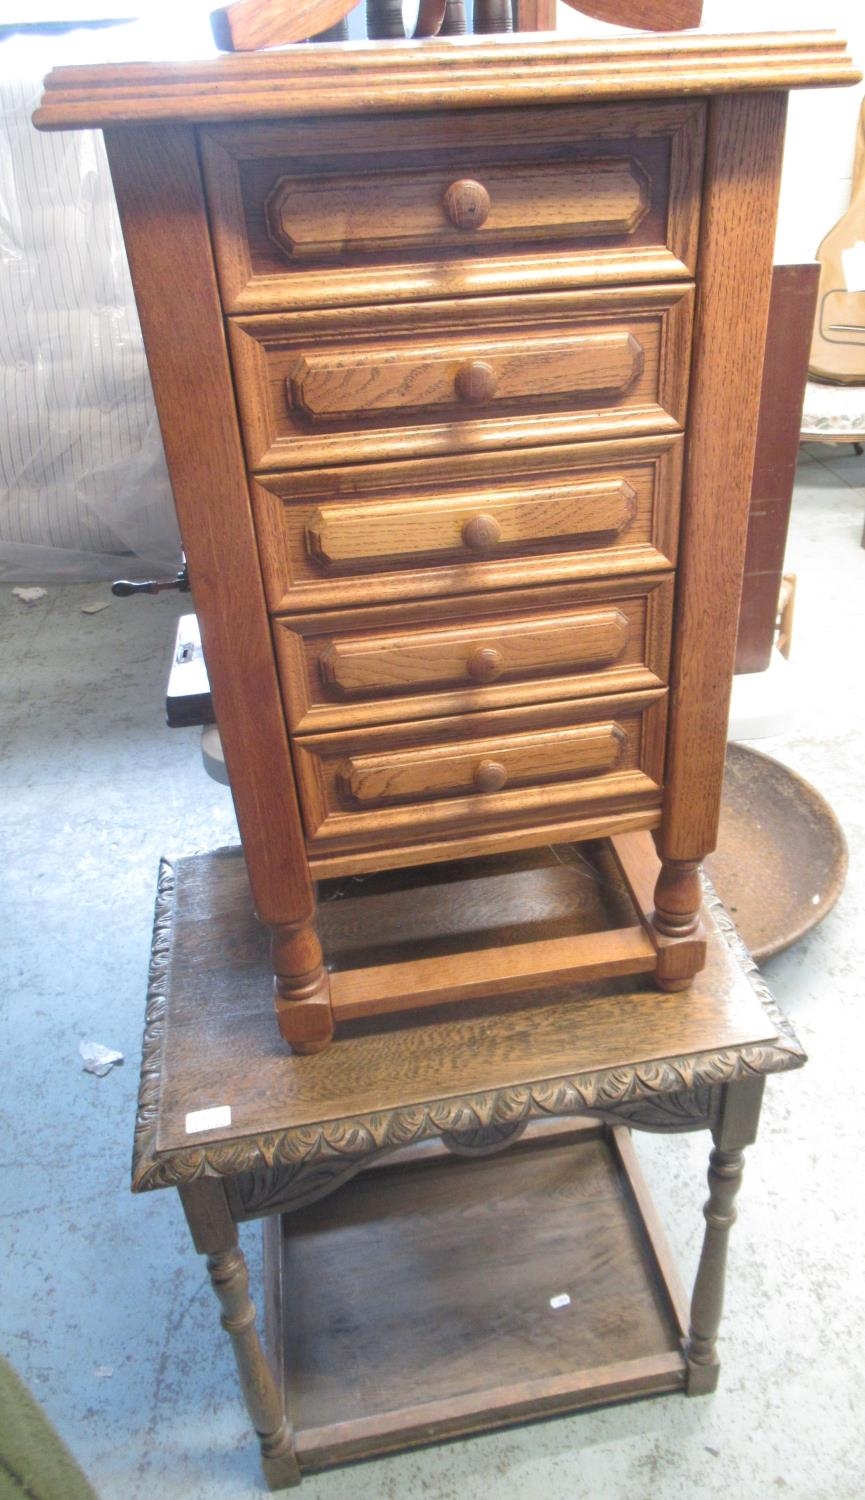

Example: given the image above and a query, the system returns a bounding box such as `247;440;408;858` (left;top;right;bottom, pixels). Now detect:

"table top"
133;843;804;1191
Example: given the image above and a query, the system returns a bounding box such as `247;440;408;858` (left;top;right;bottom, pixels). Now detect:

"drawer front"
252;435;682;612
230;285;693;471
199;102;704;312
293;692;667;852
274;576;673;733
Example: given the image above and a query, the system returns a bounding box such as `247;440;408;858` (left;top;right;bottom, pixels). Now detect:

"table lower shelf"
263;1118;690;1476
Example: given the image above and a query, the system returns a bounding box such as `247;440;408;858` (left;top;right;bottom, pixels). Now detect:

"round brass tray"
704;742;848;963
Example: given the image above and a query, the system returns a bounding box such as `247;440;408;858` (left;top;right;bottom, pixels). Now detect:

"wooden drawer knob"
443;179;491;230
455;360;497;405
473;759;508;794
467;646;504;682
461;513;502;551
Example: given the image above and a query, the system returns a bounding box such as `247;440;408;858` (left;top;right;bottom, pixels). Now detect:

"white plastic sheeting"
0;26;184;582
0;7;374;584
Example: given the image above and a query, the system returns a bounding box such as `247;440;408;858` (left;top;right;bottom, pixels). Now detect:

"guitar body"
809;99;865;384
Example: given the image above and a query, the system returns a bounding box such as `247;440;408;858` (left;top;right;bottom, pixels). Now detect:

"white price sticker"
185;1105;232;1134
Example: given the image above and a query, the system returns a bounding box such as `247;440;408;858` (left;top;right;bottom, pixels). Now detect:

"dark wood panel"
735;262;819;674
279;1128;682;1448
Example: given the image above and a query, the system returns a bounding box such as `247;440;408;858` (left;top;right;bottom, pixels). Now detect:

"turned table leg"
179;1180;300;1489
686;1077;765;1394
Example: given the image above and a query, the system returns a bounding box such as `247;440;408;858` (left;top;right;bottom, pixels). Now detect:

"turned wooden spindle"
651;856;705;990
686;1145;747;1392
440;0;468;33
271;922;334;1052
414;0;449;33
314;16;350;38
653;858;702;938
474;0;513;31
366;0;405;37
206;1247;300;1483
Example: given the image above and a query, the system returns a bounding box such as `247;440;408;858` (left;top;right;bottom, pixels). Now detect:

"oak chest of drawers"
36;27;858;1050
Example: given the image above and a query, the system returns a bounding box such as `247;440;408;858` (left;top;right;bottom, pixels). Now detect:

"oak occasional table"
134;841;804;1488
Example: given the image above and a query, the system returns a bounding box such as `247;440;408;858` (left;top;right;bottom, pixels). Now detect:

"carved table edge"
131;856;806;1194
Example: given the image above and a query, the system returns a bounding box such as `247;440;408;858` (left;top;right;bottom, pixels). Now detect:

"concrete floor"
2;445;864;1499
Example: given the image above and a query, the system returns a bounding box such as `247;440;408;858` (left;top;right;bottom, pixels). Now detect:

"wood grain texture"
266;156;649;259
292;690;667;853
211;0;356;51
339;722;628;804
657;92;789;863
35;33;860;130
320;609;631;694
199;102;703;313
250;435;683;613
308;807;662;880
306;477;635;565
102;126;313;932
515;0;556;27
131;847;804;1189
272;574;673;733
275;1126;684;1469
329;926;655;1019
229;284;693;471
291;329;643;415
561;0;702;29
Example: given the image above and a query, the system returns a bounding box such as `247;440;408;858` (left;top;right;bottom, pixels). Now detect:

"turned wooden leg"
366;0;405;37
313;18;349;39
474;0;514;30
651;857;707;991
686;1078;764;1394
686;1144;745;1393
207;1248;300;1488
272;923;333;1054
440;0;468;32
180;1181;301;1489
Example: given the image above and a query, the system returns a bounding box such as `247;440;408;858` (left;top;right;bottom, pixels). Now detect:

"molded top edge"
35;29;860;131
